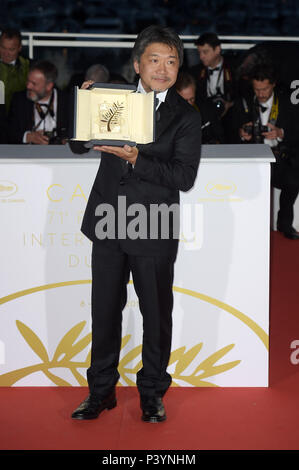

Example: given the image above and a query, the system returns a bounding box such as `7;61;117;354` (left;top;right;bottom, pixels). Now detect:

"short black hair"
0;28;22;44
132;25;184;67
85;63;110;82
250;64;277;84
194;32;221;48
30;60;58;83
176;71;196;92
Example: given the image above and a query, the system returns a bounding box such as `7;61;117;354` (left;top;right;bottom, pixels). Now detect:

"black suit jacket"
231;90;296;146
0;104;6;144
232;90;299;187
72;86;202;257
190;58;236;104
7;88;70;144
196;98;225;144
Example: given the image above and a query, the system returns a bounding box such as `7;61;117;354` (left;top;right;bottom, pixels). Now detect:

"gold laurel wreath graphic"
0;320;240;387
0;280;268;387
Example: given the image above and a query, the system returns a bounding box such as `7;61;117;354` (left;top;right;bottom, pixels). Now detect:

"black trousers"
277;186;299;231
87;243;175;400
272;161;299;231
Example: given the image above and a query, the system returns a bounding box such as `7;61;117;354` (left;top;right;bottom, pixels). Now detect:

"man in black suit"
190;33;236;119
0;28;30;114
175;70;225;144
232;64;299;240
189;33;237;144
71;26;202;422
7;60;69;144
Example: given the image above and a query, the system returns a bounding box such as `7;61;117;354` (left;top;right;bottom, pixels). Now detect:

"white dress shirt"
258;93;282;147
137;79;168;108
207;58;224;97
129;80;167;168
23;88;58;143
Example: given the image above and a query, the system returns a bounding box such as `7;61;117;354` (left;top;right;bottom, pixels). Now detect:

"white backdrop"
0;151;272;388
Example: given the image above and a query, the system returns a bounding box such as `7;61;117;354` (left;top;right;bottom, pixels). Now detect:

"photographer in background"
175;70;224;144
189;32;236;142
233;64;299;240
7;60;69;145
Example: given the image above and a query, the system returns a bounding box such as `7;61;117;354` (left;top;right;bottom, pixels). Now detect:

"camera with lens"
44;128;67;145
243;124;269;135
252;121;269;144
210;93;225;116
243;124;253;135
260;125;269;134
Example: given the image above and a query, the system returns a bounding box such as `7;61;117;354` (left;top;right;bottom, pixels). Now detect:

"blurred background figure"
85;63;110;83
8;60;69;145
176;70;224;144
189;32;237;142
0;28;30;114
232;64;299;240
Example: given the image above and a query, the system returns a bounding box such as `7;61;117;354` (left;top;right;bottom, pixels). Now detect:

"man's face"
0;36;21;64
134;42;180;93
252;79;275;103
197;43;221;68
26;69;53;102
177;84;196;106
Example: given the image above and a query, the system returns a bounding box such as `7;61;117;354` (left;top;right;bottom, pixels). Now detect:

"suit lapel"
56;89;67;129
155;88;178;141
26;98;35;131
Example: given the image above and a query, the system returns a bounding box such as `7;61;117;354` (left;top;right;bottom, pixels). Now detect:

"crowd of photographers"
0;28;298;238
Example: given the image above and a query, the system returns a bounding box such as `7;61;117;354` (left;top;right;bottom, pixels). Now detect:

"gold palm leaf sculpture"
100;101;124;132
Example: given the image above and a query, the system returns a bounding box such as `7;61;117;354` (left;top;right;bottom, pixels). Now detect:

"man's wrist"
24;131;31;143
129;147;138;166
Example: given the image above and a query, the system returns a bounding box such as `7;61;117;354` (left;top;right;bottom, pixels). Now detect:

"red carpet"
1;232;299;452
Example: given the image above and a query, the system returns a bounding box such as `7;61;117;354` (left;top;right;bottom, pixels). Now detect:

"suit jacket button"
119;179;125;185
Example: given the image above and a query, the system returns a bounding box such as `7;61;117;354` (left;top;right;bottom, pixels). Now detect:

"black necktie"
35;95;55;120
208;67;220;76
35;102;50;120
259;104;267;113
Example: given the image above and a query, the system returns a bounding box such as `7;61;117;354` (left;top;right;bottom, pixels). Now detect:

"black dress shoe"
71;391;116;420
277;226;299;240
140;396;166;423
